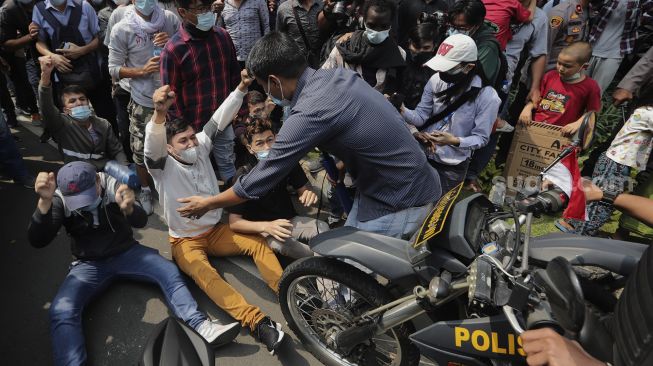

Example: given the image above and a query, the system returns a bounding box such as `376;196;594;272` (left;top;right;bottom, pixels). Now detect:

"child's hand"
298;189;318;207
561;121;581;137
518;108;533;126
238;69;254;92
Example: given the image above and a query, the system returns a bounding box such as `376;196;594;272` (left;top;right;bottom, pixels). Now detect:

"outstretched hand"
153;85;175;112
177;196;210;219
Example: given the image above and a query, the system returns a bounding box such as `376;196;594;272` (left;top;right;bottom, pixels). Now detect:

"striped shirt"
219;0;270;61
232;67;441;221
160;24;241;130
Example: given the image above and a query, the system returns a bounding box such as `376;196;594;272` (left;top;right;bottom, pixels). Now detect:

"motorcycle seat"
309;226;417;281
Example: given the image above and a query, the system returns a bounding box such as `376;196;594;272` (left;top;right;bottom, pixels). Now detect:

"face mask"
177;145;198;164
50;0;66;6
135;0;156;16
561;71;583;82
411;51;434;66
439;68;467;84
364;26;390;45
266;77;290;107
255;149;270;160
447;28;471;37
70;105;92;120
80;196;102;212
195;11;217;31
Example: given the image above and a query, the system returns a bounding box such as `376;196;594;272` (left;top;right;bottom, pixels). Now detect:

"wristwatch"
600;187;620;205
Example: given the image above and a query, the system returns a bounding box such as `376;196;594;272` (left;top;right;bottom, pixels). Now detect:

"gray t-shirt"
592;0;627;59
506;7;548;82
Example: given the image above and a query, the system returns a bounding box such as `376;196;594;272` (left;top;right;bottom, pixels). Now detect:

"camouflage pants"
128;100;154;165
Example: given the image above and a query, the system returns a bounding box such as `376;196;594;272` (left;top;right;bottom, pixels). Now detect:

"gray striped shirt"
232;67;441;221
219;0;270;61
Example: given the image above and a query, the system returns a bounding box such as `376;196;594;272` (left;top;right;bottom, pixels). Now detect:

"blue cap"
57;161;98;211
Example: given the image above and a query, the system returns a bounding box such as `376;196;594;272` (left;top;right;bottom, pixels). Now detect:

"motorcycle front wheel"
279;257;420;366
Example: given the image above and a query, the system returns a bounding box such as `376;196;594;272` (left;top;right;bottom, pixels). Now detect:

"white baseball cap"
425;34;478;72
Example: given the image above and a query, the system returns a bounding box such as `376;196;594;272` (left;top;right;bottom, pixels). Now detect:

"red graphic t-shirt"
534;70;602;127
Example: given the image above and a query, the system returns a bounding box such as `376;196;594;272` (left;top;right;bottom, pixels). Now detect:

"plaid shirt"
160;25;241;130
588;0;642;56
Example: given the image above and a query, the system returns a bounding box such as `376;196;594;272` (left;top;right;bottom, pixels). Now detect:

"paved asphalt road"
0;120;326;366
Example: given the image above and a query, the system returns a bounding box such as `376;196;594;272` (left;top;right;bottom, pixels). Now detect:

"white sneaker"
495;119;515;133
196;319;241;347
138;188;153;215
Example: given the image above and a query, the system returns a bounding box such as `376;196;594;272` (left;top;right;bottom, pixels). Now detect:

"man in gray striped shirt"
177;32;441;239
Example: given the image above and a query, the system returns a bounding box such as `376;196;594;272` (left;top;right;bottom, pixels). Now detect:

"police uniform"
546;0;589;71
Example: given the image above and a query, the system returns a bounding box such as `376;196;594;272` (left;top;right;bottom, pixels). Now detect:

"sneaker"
15;107;30;116
196;319;241;347
138;188;154;215
255;316;285;355
495;119;515;133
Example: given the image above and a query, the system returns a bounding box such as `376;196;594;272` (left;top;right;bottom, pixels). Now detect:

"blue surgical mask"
255;149;270;160
195;11;217;31
364;26;390;45
70;105;92;120
80;196;102;212
135;0;156;16
266;77;290;107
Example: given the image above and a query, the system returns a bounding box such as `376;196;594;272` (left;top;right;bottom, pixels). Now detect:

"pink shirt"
482;0;531;50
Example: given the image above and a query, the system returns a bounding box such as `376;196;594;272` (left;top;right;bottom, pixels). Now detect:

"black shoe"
255;316;285;355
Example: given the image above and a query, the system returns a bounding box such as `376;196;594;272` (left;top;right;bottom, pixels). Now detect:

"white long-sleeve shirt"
144;88;246;238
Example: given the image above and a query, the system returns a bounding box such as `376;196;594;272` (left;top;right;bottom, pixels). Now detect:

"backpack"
35;0;99;91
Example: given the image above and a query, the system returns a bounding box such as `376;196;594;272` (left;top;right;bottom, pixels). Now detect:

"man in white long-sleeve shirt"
143;71;287;355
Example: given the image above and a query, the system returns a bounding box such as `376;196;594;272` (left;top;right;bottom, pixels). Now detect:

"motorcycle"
277;116;648;366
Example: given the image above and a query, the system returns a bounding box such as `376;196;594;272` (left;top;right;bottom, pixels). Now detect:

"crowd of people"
1;0;653;364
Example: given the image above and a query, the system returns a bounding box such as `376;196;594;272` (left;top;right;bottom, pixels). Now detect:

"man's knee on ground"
49;296;79;321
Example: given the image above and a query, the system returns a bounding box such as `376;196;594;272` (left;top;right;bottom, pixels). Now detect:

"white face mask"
364;26;390;45
176;145;198;164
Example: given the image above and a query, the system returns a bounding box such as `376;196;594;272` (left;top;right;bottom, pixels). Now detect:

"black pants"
0;71;17;126
6;55;38;113
113;85;133;162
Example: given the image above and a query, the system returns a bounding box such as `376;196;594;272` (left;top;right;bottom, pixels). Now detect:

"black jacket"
27;173;147;260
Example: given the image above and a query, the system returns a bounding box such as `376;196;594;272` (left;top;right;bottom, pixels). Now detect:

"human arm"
108;27;160;79
37;56;67;132
528;55;546;105
228;213;293;241
519;101;535;126
477;42;500;87
259;0;270;34
0;16;39;51
177;109;329;217
515;0;534;23
521;328;605;366
296;185;318;206
112;181;148;227
203;69;252;139
614;47;653;105
144;85;176;173
401;80;435;127
28;172;64;248
582;179;653;227
431;88;500;149
55;37;99;60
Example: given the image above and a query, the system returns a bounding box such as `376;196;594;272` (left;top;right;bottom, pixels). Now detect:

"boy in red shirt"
519;42;601;136
482;0;533;50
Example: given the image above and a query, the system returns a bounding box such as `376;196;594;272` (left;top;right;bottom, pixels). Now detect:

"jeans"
345;196;434;240
0;112;28;180
170;224;283;330
49;244;206;366
212;125;236;182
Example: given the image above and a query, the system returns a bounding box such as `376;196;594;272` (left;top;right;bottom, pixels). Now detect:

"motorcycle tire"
278;256;420;366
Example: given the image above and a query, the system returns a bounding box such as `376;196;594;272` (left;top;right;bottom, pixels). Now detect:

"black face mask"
439;70;467;84
411;51;434;66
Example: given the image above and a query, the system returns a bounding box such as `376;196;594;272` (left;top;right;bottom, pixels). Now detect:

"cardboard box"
503;122;572;195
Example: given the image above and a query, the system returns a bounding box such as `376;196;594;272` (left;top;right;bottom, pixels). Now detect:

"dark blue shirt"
232;67;441;222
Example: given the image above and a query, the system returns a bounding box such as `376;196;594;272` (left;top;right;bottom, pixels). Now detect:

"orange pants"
170;224;283;330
